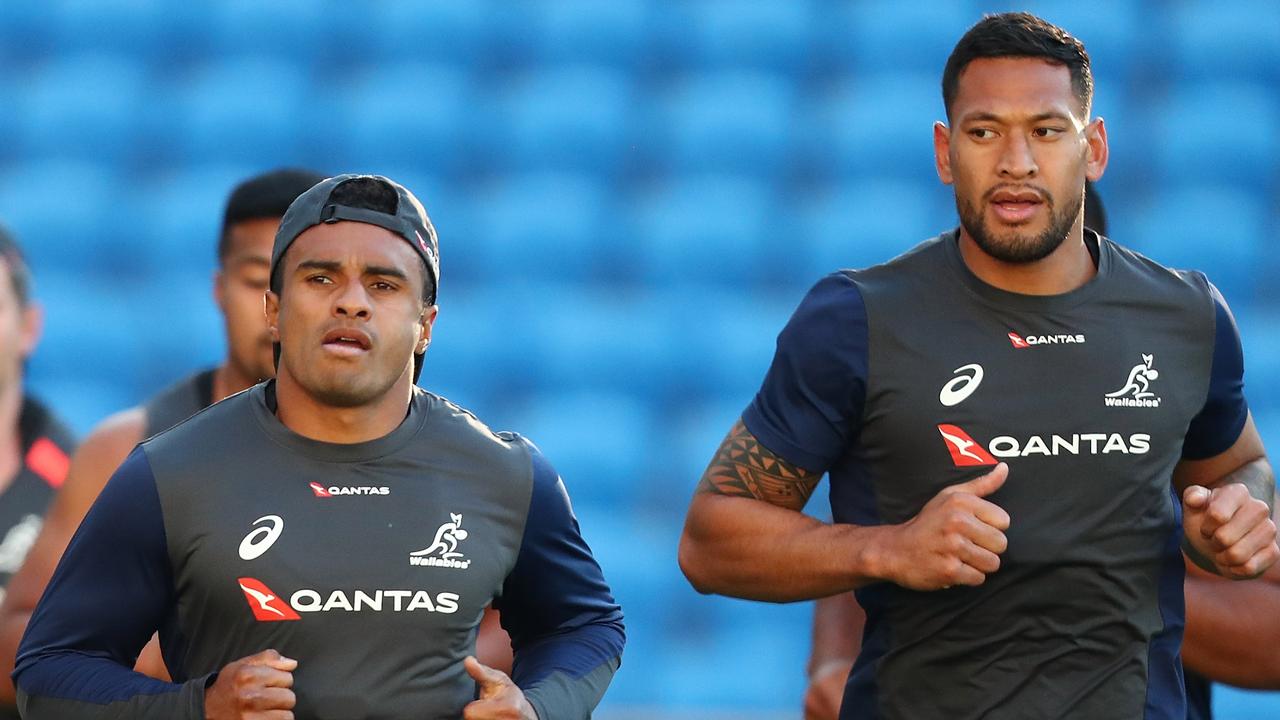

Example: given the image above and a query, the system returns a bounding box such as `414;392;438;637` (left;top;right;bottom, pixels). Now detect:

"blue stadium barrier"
826;0;970;75
0;161;118;276
1152;83;1280;192
1169;0;1280;83
498;0;652;69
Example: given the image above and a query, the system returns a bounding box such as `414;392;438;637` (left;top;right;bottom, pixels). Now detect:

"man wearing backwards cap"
12;174;625;720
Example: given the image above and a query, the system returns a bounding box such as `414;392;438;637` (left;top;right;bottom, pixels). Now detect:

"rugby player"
680;13;1278;719
15;175;608;718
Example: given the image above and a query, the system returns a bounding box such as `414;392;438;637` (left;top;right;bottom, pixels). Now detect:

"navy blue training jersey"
14;382;624;719
745;231;1247;719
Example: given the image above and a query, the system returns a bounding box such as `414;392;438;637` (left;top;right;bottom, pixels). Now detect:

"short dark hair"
0;225;32;307
942;12;1092;121
269;176;436;305
219;168;327;264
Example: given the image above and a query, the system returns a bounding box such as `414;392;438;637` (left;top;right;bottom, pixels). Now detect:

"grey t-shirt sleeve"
12;447;213;719
494;443;625;720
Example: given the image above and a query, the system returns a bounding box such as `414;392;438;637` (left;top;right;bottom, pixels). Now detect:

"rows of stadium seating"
1;0;1278;714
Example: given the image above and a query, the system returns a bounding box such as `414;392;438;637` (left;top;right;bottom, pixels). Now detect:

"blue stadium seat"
804;73;944;184
491;66;637;177
332;64;478;178
0;161;119;276
654;0;816;73
1169;0;1280;83
0;4;52;59
1242;312;1280;419
46;0;172;58
355;0;495;66
520;285;671;397
13;55;146;165
795;179;954;279
824;1;971;75
1152;84;1279;191
1017;0;1142;78
651;71;798;176
160;57;309;166
25;379;135;439
499;389;657;507
130;165;260;275
203;0;325;63
28;270;147;396
497;0;652;69
1121;184;1268;305
624;174;782;286
464;173;613;282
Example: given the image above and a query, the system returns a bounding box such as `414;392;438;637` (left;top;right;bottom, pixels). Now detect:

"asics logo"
238;515;284;561
939;364;984;407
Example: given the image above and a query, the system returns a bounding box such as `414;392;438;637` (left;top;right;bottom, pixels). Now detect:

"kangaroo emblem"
411;513;469;560
1106;353;1159;400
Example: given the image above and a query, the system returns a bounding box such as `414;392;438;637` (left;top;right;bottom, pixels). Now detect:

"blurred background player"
0;168;324;710
0;229;76;720
802;183;1280;720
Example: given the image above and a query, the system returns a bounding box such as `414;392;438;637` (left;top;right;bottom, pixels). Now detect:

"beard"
957;185;1083;264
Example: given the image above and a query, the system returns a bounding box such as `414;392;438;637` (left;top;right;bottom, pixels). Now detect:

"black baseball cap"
269;174;440;382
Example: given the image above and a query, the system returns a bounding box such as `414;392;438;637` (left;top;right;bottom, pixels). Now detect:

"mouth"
987;187;1045;225
321;328;372;356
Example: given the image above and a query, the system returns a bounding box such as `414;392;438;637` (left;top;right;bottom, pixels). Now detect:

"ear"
213;268;226;311
18;302;42;359
1084;116;1109;182
416;305;439;355
933;121;955;185
264;290;281;343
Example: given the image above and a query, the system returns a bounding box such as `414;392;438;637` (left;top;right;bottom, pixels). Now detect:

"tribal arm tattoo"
696;420;820;511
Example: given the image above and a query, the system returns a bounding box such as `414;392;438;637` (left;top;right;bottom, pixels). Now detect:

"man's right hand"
204;649;297;720
879;463;1011;590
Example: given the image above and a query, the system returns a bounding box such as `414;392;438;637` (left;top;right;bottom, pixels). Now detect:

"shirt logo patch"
238;577;301;621
937;424;998;466
309;483;390;497
1008;331;1086;348
239;515;284;561
409;513;472;569
1104;354;1162;408
939;364;984;407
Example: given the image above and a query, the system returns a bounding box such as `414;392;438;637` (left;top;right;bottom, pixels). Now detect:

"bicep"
695;419;821;511
1173;412;1268;494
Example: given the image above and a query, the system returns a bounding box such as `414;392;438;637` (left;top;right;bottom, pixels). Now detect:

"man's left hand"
464;655;538;720
1183;483;1280;579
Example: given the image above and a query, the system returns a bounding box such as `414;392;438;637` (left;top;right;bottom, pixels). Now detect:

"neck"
212;362;259;403
957;218;1096;296
0;377;24;487
273;371;413;445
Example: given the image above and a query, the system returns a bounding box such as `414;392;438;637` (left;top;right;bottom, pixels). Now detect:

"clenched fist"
880;463;1011;591
204;649;296;720
1183;483;1279;579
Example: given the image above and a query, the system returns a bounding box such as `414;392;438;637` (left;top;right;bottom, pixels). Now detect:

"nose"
996;132;1038;180
333;282;371;319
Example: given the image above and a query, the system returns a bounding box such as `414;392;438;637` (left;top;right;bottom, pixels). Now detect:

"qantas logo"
937;424;998;466
310;482;390;497
938;423;1150;464
238;577;301;621
1008;331;1086;349
238;577;458;621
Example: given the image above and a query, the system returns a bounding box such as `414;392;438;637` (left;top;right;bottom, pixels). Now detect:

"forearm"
1183;567;1280;688
808;593;864;676
0;609;31;705
679;494;890;602
514;622;624;720
15;656;210;719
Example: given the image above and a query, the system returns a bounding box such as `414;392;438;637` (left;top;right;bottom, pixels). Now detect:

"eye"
968;128;996;140
371;280;398;292
306;275;334;285
1032;126;1066;138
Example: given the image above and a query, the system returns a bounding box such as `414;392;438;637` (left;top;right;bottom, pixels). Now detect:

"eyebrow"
232;255;271;269
294;259;410;282
961;111;1073;125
